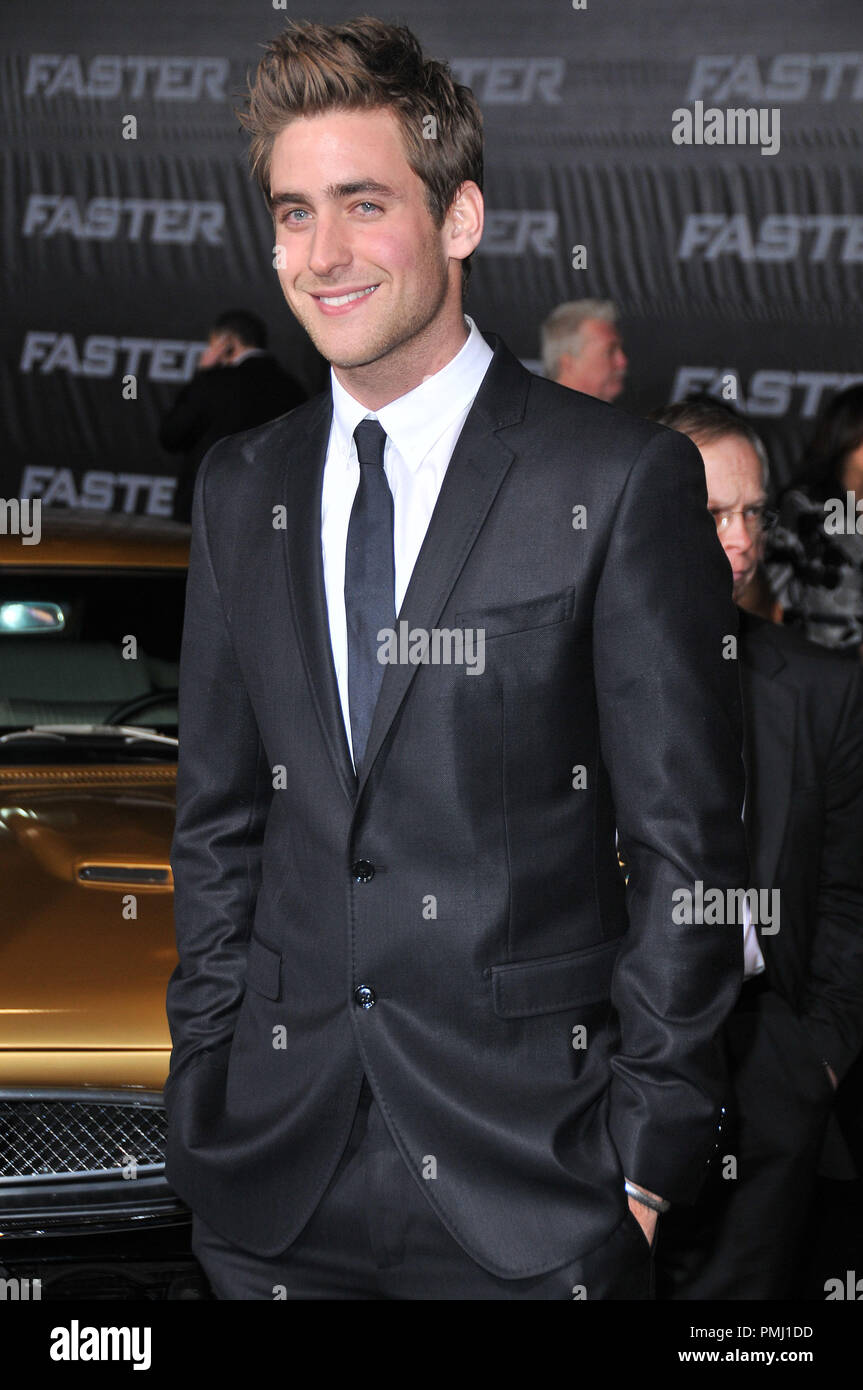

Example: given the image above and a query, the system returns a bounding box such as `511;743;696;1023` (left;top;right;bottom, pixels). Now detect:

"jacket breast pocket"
490;936;623;1018
245;934;282;1001
455;586;575;640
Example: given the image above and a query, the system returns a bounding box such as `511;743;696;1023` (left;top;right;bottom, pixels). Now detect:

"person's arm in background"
593;428;748;1237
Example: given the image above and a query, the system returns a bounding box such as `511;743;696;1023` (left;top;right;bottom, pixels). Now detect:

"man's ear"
446;181;483;263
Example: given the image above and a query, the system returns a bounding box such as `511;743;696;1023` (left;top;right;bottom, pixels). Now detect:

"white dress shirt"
740;788;765;977
742;896;766;977
321;312;493;768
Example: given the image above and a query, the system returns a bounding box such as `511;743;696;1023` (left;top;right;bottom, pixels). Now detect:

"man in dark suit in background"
161;308;306;522
164;17;749;1300
652;398;863;1299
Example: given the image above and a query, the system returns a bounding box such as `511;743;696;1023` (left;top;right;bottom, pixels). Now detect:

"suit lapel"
356;336;529;801
279;333;531;809
280;391;357;807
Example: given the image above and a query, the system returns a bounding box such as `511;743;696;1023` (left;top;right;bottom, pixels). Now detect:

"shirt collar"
330;314;493;472
230;347;268;366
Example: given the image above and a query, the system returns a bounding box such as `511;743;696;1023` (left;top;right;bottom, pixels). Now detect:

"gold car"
0;508;188;1242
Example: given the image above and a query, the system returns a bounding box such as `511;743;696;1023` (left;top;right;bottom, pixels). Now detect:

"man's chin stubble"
311;317;436;374
292;272;452;372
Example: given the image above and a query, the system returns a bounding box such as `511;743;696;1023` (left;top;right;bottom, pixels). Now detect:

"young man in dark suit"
164;18;748;1300
652;399;863;1299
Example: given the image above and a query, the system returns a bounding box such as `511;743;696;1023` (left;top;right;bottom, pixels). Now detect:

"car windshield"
0;567;185;759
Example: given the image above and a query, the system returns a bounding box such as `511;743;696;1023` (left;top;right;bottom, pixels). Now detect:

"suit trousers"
191;1077;654;1300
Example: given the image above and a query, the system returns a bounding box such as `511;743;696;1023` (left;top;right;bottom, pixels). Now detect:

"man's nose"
722;512;754;555
307;213;351;276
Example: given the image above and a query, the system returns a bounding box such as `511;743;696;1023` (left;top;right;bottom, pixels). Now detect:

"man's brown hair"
237;16;484;293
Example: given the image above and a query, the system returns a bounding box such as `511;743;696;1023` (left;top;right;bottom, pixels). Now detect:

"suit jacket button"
354;985;376;1009
352;859;375;882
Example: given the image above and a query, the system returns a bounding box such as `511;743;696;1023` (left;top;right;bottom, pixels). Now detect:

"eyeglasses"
709;505;777;535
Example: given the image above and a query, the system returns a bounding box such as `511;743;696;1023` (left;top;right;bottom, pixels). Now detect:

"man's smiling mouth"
313;285;379;307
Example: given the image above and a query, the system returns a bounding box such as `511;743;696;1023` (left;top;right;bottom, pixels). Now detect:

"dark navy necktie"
345;418;395;776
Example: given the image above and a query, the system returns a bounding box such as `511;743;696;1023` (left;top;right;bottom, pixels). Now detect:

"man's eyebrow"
270;180;401;209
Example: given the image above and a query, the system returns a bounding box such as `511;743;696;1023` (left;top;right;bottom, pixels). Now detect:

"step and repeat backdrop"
2;0;861;514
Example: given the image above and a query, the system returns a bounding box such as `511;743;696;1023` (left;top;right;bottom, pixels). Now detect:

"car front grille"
0;1095;167;1184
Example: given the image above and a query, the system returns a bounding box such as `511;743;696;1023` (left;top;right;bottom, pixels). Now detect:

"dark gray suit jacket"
740;609;863;1082
165;330;748;1277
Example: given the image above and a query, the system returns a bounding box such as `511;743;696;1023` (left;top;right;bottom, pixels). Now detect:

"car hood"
0;765;177;1049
